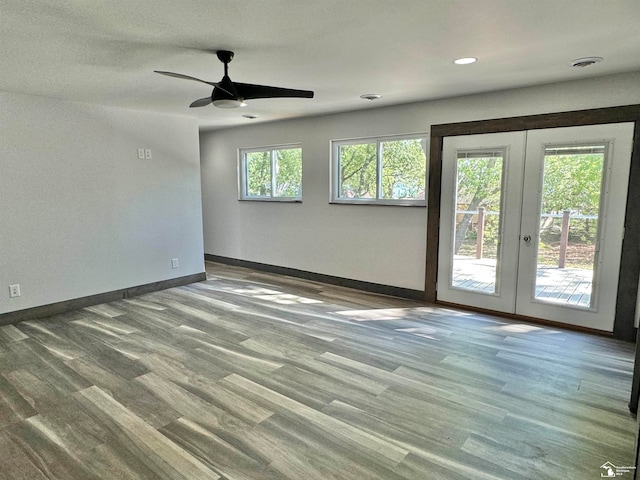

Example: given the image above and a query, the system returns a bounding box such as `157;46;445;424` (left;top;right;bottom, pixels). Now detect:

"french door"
437;123;634;331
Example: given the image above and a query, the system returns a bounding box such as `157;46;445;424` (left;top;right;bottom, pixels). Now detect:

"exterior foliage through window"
239;145;302;201
332;134;427;205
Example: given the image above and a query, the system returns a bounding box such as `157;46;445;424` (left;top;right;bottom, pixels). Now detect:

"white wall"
201;72;640;291
0;92;205;314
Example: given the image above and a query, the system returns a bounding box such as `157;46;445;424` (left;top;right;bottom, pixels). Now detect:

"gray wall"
200;71;640;291
0;92;205;314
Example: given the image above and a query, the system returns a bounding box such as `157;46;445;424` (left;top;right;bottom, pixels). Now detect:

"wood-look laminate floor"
0;261;635;479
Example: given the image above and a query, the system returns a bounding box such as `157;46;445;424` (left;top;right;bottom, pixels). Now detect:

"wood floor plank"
0;325;28;344
0;375;38;428
159;416;285;480
269;363;383;410
249;412;408;480
76;385;220;480
222;373;410;466
135;372;255;436
321;399;529;480
77;440;161;480
0;260;634;479
3;369;70;415
64;355;183;430
3;414;100;479
70;316;138;337
500;412;633;473
0;428;67;480
13;323;86;361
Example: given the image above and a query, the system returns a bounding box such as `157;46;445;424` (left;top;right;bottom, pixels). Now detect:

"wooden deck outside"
452;256;593;308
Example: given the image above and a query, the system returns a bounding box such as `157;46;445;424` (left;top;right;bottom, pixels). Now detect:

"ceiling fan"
155;50;314;109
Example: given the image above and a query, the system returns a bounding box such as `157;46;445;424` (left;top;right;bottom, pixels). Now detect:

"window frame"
238;143;303;202
330;133;428;206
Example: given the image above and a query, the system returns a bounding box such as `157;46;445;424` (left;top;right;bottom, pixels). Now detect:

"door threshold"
435;300;614;337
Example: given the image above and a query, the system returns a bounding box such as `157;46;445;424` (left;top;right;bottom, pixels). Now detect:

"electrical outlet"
9;284;20;298
145;148;152;159
171;258;179;269
137;148;145;159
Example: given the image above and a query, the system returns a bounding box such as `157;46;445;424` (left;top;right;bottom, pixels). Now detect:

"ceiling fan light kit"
155;50;314;109
212;99;247;108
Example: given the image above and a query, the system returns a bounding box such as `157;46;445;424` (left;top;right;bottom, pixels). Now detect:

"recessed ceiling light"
453;57;477;65
570;56;603;68
360;93;382;101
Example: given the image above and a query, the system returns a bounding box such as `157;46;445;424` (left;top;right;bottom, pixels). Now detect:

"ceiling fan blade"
155;71;235;97
234;82;314;100
154;70;217;87
190;97;212;108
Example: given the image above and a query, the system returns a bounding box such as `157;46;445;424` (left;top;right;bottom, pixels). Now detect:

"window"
331;134;427;205
239;145;302;201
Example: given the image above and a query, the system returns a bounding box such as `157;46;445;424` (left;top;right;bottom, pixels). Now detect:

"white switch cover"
171;258;179;269
145;148;152;159
9;284;20;298
137;148;145;159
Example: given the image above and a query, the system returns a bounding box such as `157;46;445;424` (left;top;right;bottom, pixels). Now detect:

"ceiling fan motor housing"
212;75;240;102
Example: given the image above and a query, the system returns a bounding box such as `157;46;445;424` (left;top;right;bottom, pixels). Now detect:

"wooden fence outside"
457;208;598;268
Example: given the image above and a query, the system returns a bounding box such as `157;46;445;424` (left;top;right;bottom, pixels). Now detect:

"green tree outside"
453;150;604;268
454;155;503;255
245;148;302;198
338;139;426;199
540;152;602;244
246;151;271;196
275;148;302;197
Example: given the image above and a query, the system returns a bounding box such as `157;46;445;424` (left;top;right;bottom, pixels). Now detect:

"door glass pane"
451;151;504;293
534;145;605;308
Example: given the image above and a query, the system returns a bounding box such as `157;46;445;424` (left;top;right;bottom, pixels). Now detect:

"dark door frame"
425;104;640;341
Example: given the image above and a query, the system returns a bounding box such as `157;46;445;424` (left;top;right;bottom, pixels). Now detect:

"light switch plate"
137;148;145;159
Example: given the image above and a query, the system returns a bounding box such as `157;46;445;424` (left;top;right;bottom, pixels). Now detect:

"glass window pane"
451;152;504;294
274;148;302;198
380;139;426;200
245;151;272;197
338;143;377;199
534;146;604;308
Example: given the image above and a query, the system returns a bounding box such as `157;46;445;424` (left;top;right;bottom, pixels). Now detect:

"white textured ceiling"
1;1;639;130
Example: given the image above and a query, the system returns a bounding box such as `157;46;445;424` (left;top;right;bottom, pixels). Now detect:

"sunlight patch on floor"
254;293;323;305
489;323;546;333
233;287;283;295
334;308;413;321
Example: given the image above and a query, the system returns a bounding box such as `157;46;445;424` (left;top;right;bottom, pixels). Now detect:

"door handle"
523;235;532;242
